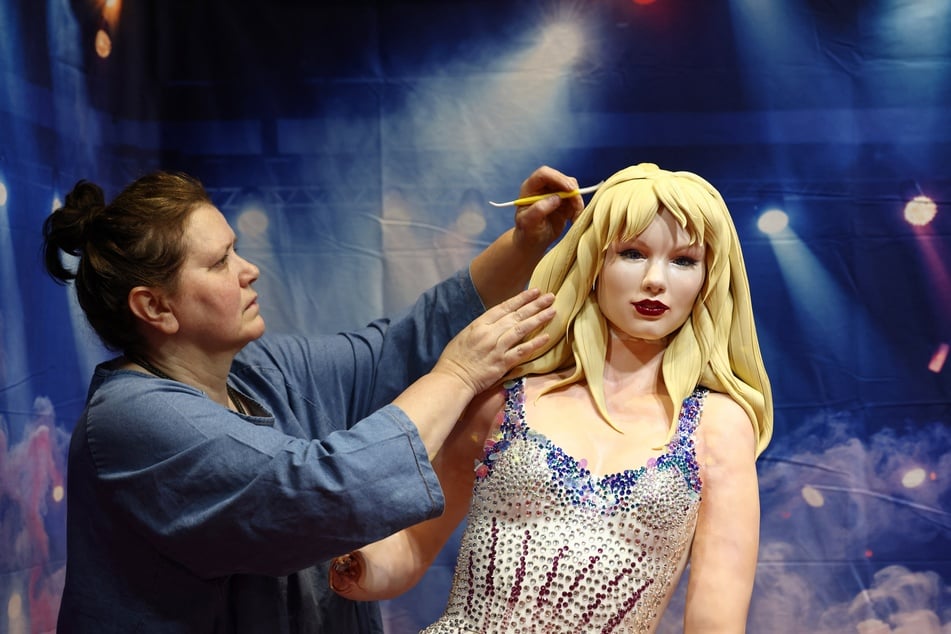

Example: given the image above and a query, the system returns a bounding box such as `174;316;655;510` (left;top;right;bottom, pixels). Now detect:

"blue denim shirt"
57;269;483;633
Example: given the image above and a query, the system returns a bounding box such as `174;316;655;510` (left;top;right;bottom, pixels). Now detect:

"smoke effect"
747;411;951;633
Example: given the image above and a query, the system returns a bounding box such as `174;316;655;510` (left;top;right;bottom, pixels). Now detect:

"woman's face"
166;203;265;353
596;209;706;344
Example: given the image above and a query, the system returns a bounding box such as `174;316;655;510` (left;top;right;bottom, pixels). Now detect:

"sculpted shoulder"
695;391;756;475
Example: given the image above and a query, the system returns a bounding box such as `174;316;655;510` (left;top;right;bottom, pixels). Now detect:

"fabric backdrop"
1;0;949;632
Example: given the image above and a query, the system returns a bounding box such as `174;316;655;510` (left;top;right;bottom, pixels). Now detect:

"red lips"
634;300;668;316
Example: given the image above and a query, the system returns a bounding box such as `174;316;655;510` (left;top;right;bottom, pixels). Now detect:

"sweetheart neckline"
490;378;704;489
518;421;679;483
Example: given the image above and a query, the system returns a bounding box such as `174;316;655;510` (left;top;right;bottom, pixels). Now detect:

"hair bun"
42;179;107;282
64;180;107;243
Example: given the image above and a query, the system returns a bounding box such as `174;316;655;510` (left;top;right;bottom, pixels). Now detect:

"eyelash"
216;247;235;267
619;249;700;267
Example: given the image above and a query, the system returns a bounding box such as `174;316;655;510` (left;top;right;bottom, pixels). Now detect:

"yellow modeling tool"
488;182;603;208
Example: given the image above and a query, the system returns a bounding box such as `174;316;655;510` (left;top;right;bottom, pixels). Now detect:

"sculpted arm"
329;389;504;600
684;394;760;634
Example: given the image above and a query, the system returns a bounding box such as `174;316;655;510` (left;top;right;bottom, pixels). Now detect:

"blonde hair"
508;163;772;456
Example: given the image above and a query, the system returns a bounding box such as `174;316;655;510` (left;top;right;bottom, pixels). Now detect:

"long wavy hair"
507;163;772;456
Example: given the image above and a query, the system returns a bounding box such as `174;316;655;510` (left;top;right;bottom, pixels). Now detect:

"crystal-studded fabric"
421;379;707;634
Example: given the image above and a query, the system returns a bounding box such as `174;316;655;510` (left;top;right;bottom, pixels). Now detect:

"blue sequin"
475;378;705;512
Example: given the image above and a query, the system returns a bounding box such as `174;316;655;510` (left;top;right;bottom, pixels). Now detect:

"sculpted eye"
673;256;699;267
619;249;645;260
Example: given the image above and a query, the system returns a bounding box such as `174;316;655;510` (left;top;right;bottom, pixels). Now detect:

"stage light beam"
525;20;584;69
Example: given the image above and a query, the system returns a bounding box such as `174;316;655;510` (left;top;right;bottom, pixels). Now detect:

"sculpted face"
596;209;706;344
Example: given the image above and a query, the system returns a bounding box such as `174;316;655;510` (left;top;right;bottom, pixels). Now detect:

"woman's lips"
634;300;668;316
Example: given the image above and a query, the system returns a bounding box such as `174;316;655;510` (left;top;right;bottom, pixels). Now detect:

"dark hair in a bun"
41;171;212;353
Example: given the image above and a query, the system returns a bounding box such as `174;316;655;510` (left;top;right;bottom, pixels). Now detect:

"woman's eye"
620;249;645;260
673;256;699;267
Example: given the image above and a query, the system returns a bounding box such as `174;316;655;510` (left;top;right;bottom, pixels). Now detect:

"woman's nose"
239;255;260;285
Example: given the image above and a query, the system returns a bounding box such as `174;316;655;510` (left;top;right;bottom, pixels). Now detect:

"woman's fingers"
495;299;554;353
436;288;556;394
482;288;554;326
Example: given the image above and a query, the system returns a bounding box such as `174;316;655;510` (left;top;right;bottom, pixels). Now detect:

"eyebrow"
204;238;234;263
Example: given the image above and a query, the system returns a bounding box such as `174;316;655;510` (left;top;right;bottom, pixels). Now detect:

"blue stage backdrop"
1;0;949;632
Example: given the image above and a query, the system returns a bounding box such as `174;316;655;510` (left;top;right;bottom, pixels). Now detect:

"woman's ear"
128;286;179;334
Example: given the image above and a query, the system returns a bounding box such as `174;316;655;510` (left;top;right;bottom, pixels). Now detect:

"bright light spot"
536;21;583;67
928;342;948;373
904;195;937;226
902;467;927;488
633;0;656;4
801;485;824;507
95;29;112;58
237;208;269;238
454;209;486;237
864;549;874;559
103;0;123;28
52;484;65;503
0;182;7;206
51;196;62;213
7;591;22;619
930;472;937;481
757;209;788;235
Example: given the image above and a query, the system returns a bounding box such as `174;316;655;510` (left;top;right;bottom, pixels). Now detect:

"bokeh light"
757;209;789;235
901;467;927;488
801;485;825;507
904;194;938;226
95;28;112;58
237;208;269;238
928;342;948;373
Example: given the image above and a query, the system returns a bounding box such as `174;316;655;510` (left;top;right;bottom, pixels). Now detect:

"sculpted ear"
128;286;180;334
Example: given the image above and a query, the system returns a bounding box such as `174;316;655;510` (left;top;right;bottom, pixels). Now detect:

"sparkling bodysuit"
422;378;706;634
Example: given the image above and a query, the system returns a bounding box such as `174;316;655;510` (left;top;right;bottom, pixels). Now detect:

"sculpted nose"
641;259;667;294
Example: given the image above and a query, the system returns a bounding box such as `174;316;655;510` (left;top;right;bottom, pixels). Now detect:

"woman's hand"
512;165;583;254
391;287;553;463
470;166;583;307
433;287;555;397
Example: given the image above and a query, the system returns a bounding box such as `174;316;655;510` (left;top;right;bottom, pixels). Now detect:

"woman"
42;166;583;633
330;163;773;633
